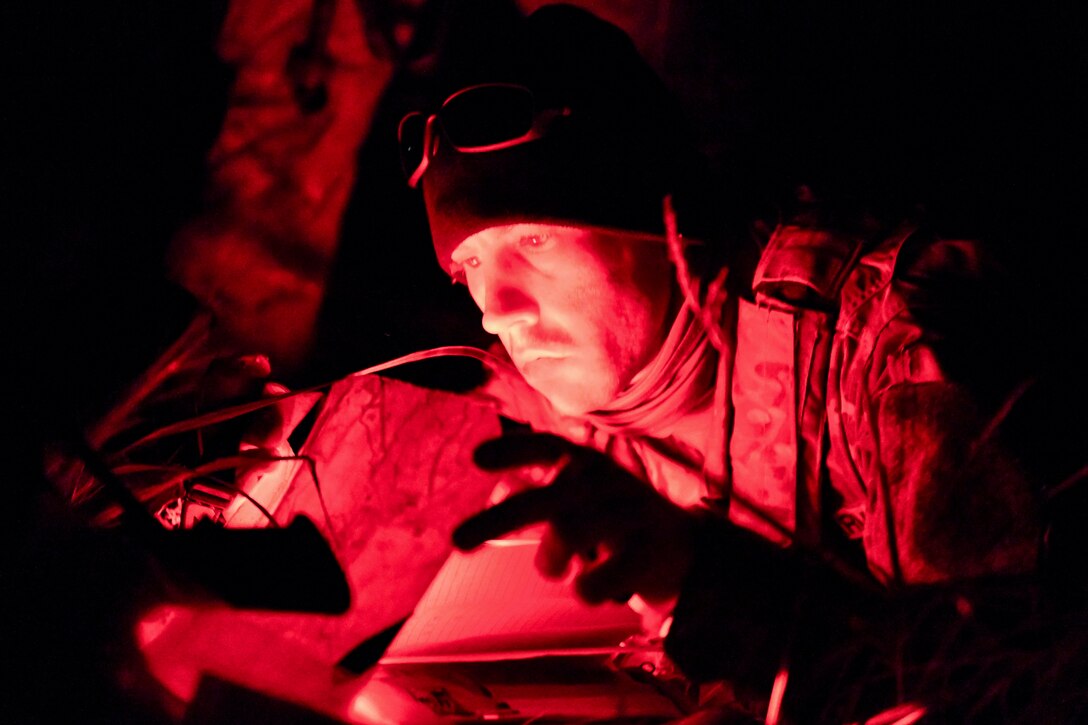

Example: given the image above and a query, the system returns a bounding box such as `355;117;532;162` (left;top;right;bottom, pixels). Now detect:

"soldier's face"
451;223;673;416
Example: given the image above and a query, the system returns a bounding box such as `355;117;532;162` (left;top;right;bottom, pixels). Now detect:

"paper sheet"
384;534;643;662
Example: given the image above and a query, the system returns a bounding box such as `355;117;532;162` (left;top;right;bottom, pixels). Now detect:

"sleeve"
849;236;1042;584
663;234;1067;714
663;510;1070;721
664;508;879;689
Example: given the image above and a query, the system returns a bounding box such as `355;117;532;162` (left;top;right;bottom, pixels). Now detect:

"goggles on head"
398;83;571;188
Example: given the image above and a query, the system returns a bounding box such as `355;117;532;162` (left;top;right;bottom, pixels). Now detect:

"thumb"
241;383;321;453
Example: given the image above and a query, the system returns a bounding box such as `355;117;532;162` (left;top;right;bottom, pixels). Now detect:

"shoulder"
834;226;1013;397
826;228;1043;581
827;225;1017;464
747;222;1007;395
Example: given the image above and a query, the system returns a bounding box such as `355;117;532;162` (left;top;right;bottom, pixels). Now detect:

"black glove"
452;432;699;606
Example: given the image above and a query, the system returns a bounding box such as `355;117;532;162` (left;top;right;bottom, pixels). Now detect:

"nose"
480;277;539;337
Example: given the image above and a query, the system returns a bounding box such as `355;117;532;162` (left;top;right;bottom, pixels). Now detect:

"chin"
544;392;595;417
531;375;618;417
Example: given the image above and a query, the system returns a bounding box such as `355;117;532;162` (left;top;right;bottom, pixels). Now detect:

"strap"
752;225;865;309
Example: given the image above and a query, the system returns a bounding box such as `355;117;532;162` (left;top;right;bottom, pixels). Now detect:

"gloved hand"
452;433;699;606
194;352;318;458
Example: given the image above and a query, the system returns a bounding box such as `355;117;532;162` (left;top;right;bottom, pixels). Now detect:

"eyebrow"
449;243;479;262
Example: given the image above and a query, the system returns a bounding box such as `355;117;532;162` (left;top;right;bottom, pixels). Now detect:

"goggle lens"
440;84;535;149
398;84;547;186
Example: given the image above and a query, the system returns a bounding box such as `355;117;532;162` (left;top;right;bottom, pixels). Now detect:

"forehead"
452;223;590;258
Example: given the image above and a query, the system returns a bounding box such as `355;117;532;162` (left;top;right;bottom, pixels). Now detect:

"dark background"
10;3;231;446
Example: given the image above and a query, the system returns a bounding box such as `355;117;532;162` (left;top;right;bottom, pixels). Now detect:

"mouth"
514;349;567;371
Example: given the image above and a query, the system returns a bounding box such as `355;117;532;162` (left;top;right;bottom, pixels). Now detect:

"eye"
518;234;552;250
449;256;480;286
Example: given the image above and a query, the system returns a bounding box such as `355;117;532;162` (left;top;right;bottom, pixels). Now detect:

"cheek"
462;272;485;311
606;254;672;357
571;277;664;381
627;246;674;321
607;294;663;370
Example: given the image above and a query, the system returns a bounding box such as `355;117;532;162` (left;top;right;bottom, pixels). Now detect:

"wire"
235;452;341;556
196;474;281;528
115;346;510;457
664;195;732;355
765;663;790;725
1048;462;1088;500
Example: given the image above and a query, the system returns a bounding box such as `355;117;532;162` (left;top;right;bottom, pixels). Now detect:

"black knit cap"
418;4;717;273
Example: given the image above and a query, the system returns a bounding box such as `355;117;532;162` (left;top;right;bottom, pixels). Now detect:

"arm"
850;235;1041;584
665;232;1046;693
862;378;1040;584
451;431;1069;721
